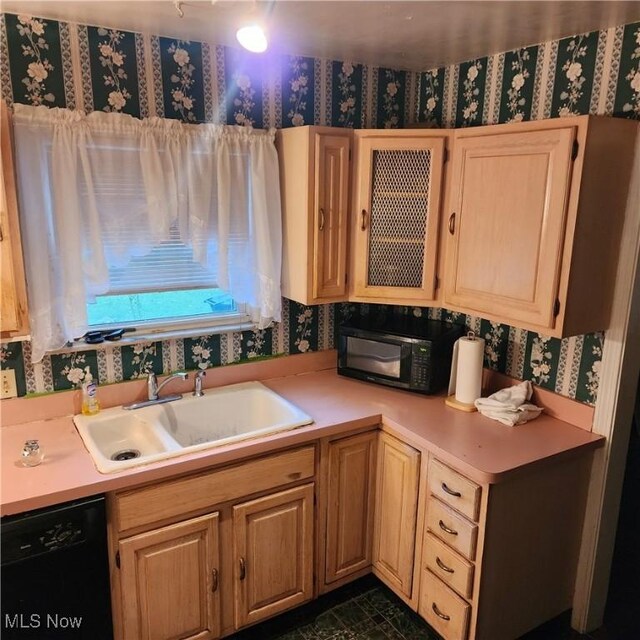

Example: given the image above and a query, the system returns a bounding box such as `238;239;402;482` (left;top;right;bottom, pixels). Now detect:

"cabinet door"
444;127;576;329
119;513;221;640
0;100;28;337
313;133;350;300
373;432;421;597
352;135;445;302
233;483;314;629
325;431;377;583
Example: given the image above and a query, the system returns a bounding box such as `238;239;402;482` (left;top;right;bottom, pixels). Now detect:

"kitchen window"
12;105;282;362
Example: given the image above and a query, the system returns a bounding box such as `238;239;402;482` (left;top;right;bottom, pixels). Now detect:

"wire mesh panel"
367;149;432;288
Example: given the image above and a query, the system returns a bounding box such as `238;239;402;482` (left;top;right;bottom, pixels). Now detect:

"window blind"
75;140;248;295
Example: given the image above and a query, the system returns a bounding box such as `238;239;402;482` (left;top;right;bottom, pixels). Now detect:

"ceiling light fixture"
236;23;268;53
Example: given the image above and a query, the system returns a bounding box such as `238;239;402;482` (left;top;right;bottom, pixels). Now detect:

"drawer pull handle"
211;568;218;592
432;602;451;621
361;209;367;231
319;208;325;231
435;556;455;573
439;520;458;536
448;212;456;235
239;557;246;581
441;482;462;498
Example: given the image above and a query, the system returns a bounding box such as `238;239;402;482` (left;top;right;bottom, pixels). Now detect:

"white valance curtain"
12;104;282;363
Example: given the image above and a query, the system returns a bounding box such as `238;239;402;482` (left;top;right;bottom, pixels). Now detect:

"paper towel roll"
451;335;485;405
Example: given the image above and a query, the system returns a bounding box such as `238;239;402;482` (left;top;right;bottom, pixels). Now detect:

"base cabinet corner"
372;432;421;598
324;430;378;586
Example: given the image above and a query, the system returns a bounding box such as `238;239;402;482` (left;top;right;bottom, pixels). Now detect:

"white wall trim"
572;136;640;631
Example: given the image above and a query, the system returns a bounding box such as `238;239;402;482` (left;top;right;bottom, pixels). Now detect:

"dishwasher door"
1;495;113;639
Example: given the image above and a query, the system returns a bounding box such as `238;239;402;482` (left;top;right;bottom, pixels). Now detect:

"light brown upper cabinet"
0;100;29;338
277;126;351;305
350;130;450;306
443;116;638;337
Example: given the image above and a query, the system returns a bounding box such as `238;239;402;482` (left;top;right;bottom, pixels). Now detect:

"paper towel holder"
445;330;482;412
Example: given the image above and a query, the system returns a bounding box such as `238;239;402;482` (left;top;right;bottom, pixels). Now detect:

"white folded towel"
474;380;543;427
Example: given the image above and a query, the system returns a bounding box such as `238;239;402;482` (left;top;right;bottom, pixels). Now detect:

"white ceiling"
3;1;640;71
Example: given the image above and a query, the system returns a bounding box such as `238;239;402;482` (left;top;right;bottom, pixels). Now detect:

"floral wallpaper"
456;58;487;126
1;12;639;407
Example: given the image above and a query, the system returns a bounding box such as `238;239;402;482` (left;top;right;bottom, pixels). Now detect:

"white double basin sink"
73;381;313;474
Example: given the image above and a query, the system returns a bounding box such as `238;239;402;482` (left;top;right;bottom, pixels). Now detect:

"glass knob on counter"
21;439;45;467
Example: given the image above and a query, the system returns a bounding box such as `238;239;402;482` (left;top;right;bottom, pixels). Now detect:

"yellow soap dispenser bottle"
81;379;100;415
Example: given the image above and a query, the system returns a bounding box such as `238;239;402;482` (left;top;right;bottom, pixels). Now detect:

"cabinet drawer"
420;570;470;640
115;446;315;532
429;459;481;521
423;532;474;599
426;498;478;561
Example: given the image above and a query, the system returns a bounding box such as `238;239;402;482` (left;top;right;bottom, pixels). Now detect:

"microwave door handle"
351;352;399;363
368;354;399;363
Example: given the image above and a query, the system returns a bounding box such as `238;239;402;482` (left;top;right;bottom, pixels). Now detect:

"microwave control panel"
410;343;432;389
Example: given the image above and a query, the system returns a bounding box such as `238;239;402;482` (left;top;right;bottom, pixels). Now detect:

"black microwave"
337;316;464;394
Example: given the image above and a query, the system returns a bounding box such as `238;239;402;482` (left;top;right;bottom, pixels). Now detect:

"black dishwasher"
1;495;113;639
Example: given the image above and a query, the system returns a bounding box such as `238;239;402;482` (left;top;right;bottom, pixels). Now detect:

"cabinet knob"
211;568;218;592
432;602;451;621
361;209;367;231
319;208;325;231
448;212;456;235
239;556;246;581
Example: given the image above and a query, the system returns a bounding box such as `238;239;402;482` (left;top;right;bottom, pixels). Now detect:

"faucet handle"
193;370;206;397
147;371;159;400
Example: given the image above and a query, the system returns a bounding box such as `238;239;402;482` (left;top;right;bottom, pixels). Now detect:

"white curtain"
12;104;282;363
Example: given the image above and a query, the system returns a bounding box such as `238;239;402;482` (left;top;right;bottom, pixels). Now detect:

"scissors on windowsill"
73;328;136;344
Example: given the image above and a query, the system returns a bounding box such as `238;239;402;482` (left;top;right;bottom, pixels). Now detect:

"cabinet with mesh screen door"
350;130;449;305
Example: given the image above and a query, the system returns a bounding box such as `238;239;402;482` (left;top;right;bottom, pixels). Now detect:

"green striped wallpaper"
1;13;638;405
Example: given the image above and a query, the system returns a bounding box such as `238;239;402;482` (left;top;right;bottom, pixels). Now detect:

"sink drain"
111;449;141;462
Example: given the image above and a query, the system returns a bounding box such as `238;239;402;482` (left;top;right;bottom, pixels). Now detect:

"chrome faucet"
193;370;206;397
148;371;188;401
124;371;188;410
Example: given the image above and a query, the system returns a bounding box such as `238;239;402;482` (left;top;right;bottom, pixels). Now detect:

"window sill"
49;320;258;356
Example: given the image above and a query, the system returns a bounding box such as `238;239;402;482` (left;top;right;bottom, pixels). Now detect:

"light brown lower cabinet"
324;431;377;584
233;483;314;629
372;432;421;598
119;513;221;640
109;435;595;640
114;481;315;640
420;454;594;640
110;448;316;640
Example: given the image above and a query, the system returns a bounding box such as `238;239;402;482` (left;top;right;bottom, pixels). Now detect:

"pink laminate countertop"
1;369;603;517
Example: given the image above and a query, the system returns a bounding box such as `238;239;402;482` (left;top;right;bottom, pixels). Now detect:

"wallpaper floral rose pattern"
1;12;639;406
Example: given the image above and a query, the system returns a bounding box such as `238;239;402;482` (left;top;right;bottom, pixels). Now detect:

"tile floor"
228;576;602;640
